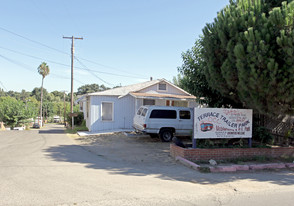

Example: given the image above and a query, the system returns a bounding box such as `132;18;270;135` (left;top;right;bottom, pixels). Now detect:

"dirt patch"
73;133;177;166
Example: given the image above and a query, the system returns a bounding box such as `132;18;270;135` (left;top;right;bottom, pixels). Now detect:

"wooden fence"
254;114;294;145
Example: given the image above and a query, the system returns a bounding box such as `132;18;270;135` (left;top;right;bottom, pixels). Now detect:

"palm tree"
37;62;50;127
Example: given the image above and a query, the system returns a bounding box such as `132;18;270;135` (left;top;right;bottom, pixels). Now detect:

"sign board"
69;113;78;117
194;108;252;139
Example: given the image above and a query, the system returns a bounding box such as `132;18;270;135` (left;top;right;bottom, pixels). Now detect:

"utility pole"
63;36;83;130
60;90;67;126
62;91;67;126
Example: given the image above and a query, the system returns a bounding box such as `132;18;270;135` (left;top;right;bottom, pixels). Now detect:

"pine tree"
201;0;294;116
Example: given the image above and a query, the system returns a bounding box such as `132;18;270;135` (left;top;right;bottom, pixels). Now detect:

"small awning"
130;92;196;100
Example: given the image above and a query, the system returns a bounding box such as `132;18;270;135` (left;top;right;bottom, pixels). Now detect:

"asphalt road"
0;124;293;206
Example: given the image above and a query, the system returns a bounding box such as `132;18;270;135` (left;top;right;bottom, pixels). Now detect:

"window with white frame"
158;83;167;91
101;102;113;121
143;99;155;105
174;101;188;107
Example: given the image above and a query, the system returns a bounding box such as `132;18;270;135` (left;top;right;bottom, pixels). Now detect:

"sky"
0;0;229;93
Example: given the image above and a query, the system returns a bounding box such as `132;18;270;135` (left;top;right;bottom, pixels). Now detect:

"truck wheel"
159;129;173;142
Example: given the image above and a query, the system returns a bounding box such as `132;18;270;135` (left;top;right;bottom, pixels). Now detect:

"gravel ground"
73;132;177;166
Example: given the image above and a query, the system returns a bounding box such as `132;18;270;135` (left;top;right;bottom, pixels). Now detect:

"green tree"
77;84;99;95
201;0;294;116
76;84;109;95
25;98;39;120
177;39;239;107
42;101;54;121
20;89;30;101
53;101;65;118
6;90;20;100
0;96;36;128
26;96;39;118
0;88;5;97
31;87;48;101
100;84;109;91
37;62;50;125
51;91;65;101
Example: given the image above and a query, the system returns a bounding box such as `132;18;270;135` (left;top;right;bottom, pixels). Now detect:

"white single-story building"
77;79;197;132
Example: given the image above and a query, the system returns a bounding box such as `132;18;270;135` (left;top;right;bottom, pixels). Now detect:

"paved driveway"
0;124;294;206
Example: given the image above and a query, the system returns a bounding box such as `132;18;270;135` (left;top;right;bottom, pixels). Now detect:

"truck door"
177;109;193;136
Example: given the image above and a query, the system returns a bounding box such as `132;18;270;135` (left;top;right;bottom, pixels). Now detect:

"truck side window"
141;108;147;117
150;109;176;119
137;108;143;115
180;110;191;119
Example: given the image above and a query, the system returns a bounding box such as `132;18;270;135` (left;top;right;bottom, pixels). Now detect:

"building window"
143;99;155;105
101;102;113;121
158;83;167;91
166;100;175;106
174;101;188;107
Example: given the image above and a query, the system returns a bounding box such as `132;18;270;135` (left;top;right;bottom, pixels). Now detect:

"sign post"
193;108;253;148
68;113;78;129
192;111;197;148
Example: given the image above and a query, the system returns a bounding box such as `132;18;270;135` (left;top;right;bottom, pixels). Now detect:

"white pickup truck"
133;105;193;142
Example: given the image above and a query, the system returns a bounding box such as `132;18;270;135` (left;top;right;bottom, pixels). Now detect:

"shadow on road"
43;138;294;186
39;130;65;134
39;124;66;134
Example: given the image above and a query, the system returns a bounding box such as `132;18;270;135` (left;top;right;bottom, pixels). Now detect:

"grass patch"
279;155;294;163
65;125;88;134
217;156;274;165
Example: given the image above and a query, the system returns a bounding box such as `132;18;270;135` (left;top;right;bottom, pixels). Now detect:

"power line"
77;56;149;78
74;56;114;86
0;46;68;67
50;73;85;85
0;48;112;87
0;26;69;56
0;53;85;85
0;54;33;72
0;46;146;79
0;81;7;91
0;26;149;78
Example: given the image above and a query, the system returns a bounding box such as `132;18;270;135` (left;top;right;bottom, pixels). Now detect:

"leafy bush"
253;126;274;145
67;112;84;126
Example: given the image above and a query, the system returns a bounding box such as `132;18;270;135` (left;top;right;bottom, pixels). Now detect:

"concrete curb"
210;166;236;173
285;163;294;168
231;164;250;171
77;129;133;136
249;163;286;170
175;156;200;170
175;156;294;173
